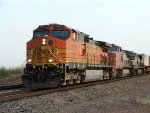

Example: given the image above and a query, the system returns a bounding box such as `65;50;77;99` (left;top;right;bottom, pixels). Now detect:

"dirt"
0;75;22;86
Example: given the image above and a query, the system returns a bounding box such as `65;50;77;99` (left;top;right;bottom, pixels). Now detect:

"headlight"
28;59;32;63
42;39;46;45
48;59;53;63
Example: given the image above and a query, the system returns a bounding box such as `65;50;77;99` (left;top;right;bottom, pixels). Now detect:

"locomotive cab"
22;24;71;89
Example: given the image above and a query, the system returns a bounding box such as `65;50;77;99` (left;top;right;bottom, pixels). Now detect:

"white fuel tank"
84;70;103;82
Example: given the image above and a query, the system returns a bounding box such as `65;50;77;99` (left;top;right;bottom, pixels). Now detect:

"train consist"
22;24;150;89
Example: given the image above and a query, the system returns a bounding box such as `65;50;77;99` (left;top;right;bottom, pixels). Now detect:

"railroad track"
0;84;24;91
0;74;149;104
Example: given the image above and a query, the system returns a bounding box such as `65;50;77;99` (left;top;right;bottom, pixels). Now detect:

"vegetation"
0;66;24;78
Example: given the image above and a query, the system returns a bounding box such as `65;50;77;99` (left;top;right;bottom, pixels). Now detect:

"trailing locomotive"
22;24;149;89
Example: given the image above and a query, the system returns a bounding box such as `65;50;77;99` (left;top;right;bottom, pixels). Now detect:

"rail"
0;84;24;91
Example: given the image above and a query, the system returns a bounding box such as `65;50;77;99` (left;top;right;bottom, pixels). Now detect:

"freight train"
22;24;150;89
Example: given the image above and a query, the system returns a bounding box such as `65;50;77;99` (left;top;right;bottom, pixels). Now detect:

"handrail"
22;51;33;67
49;49;65;65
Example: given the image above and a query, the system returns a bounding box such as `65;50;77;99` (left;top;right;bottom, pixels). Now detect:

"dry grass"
0;66;23;78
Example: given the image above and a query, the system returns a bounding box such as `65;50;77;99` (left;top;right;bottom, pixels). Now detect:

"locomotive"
22;24;149;89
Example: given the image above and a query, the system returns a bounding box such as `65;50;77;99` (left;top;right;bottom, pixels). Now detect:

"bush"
0;66;24;78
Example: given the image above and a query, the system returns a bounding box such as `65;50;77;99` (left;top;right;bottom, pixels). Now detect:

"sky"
0;0;150;67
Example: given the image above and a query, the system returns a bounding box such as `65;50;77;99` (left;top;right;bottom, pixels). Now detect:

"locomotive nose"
22;74;41;89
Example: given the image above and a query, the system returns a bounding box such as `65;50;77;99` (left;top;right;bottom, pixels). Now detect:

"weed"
0;66;23;78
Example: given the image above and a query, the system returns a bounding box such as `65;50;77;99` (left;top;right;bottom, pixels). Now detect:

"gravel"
0;75;150;113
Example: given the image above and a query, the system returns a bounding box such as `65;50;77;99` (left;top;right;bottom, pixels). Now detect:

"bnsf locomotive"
22;24;150;89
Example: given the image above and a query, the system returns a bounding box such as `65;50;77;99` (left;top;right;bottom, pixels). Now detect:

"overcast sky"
0;0;150;67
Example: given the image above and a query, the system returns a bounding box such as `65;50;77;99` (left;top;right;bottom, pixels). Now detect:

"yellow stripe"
27;45;102;65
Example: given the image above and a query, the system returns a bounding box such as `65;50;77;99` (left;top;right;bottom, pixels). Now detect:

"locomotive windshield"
50;30;69;40
33;31;49;38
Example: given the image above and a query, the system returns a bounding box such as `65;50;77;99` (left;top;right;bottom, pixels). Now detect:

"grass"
0;66;24;78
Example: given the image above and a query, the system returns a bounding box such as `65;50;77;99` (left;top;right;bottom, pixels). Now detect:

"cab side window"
72;31;80;41
72;32;76;40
